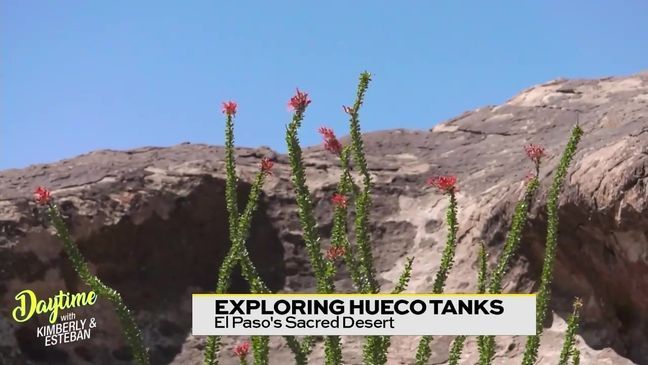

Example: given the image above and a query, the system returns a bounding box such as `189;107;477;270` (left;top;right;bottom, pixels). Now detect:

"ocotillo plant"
200;72;585;364
33;187;150;365
422;125;583;365
443;142;544;364
476;144;544;364
521;124;584;365
414;175;460;365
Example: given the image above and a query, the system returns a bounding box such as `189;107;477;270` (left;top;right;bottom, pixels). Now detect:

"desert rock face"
0;73;646;364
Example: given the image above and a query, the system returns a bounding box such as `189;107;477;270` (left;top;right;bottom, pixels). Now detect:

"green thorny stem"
415;189;459;365
558;298;583;365
571;349;581;365
392;257;415;295
376;257;414;362
285;101;330;293
478;171;541;364
321;146;356;365
345;72;388;365
349;71;379;295
285;96;338;363
448;242;488;365
46;204;149;365
488;177;540;294
333;147;363;291
476;242;489;295
521;124;584;365
285;336;316;365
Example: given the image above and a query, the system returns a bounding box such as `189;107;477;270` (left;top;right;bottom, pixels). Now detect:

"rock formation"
0;73;646;364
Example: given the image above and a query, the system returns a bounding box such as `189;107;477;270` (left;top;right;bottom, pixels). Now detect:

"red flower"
326;246;346;261
318;126;335;140
260;157;274;175
331;193;348;209
33;186;51;205
233;341;250;358
426;175;458;194
324;139;342;155
318;126;343;155
222;101;237;116
288;88;311;113
524;144;545;165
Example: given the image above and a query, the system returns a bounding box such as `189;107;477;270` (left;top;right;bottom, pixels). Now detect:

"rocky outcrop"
0;73;646;364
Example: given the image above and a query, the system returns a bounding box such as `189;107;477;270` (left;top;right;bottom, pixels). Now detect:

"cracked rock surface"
1;73;647;364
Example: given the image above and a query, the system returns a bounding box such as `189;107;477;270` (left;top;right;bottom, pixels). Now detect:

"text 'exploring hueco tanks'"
192;294;536;336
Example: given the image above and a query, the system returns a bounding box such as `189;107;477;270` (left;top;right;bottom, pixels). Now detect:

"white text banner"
192;294;536;336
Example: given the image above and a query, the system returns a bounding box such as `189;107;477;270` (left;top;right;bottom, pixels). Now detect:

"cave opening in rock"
519;204;648;364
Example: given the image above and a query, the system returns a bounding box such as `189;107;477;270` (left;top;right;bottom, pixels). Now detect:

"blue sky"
2;1;647;169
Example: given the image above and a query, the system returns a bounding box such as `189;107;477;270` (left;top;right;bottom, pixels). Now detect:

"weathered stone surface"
0;73;646;364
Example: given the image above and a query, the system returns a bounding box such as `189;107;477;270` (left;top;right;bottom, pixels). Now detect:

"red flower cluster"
326;246;346;261
318;126;343;155
222;101;237;116
233;341;250;358
331;193;348;209
33;186;51;205
426;175;458;194
260;157;274;175
288;88;311;113
524;144;545;165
